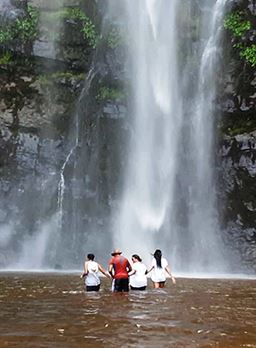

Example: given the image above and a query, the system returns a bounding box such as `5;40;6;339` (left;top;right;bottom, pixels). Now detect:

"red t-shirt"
109;255;131;279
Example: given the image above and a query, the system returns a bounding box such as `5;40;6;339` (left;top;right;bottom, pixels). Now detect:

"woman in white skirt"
146;249;176;288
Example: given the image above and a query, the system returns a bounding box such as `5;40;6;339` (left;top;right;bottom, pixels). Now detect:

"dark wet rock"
0;0;125;268
216;0;256;271
219;132;256;271
0;0;27;24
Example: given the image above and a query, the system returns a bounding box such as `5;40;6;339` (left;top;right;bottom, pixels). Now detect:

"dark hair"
153;249;162;268
87;253;95;261
132;254;142;262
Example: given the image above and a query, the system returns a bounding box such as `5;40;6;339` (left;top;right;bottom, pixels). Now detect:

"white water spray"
113;0;182;258
112;0;228;272
57;67;96;227
57;146;76;225
185;0;228;272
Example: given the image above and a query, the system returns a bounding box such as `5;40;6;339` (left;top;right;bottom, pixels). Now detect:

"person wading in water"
146;249;176;288
108;249;132;292
128;254;147;291
81;253;110;292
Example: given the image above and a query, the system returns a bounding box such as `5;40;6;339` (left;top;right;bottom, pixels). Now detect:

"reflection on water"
0;273;255;347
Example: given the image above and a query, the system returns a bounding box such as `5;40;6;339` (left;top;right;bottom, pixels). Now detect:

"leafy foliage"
224;12;251;37
96;87;126;101
0;29;13;44
240;44;256;67
38;71;85;86
0;52;12;65
51;7;99;48
224;11;255;67
0;5;39;45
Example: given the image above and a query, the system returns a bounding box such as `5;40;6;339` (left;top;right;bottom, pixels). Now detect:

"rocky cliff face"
0;0;127;267
218;0;256;271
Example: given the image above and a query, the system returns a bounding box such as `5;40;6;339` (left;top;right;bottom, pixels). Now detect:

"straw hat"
111;249;122;256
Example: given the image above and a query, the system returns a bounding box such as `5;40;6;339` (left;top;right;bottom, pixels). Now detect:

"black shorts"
113;278;129;292
130;286;146;291
86;284;100;292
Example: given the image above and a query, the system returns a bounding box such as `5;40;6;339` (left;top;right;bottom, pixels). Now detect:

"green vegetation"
224;12;251;37
224;11;255;67
38;71;85;86
240;45;256;67
107;27;121;49
219;116;256;136
47;7;99;48
0;52;12;65
0;29;13;45
0;4;119;51
0;5;39;45
45;7;122;50
96;87;126;101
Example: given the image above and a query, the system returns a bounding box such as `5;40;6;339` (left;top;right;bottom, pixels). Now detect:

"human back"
151;256;168;283
146;249;176;288
109;254;130;279
129;254;147;290
85;260;100;286
81;253;110;292
108;249;132;292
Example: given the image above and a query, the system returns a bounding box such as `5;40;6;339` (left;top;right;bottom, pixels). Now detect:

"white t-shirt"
85;260;100;286
130;262;147;288
150;257;168;283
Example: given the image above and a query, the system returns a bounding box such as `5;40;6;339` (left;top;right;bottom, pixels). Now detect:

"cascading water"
185;0;228;272
0;0;232;273
112;0;229;273
113;0;182;258
52;67;98;267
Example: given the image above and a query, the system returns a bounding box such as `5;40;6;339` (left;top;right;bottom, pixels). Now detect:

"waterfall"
51;67;97;267
1;0;231;272
113;0;182;259
185;0;228;273
57;68;96;226
112;0;228;273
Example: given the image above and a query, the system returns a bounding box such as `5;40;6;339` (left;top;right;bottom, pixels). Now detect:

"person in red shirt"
108;249;132;292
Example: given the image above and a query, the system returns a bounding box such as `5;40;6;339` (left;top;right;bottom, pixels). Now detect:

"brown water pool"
0;273;255;347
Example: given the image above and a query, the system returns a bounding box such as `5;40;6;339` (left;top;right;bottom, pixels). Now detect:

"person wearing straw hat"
108;249;132;292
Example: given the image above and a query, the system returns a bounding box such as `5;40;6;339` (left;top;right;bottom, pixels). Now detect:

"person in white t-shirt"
146;249;176;289
128;254;147;291
80;253;110;292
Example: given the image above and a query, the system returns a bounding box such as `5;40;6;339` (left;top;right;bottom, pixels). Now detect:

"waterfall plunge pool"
0;273;255;347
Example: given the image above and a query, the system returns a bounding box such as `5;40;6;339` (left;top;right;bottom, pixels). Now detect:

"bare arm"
145;266;154;275
99;264;111;278
127;261;132;272
165;265;176;284
128;269;136;276
80;261;89;278
108;263;114;278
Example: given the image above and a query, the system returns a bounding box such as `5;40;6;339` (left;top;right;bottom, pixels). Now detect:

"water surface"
0;273;255;347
